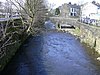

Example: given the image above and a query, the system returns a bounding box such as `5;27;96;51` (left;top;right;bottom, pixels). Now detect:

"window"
72;8;73;12
74;13;76;16
70;8;74;12
71;13;73;16
70;13;77;16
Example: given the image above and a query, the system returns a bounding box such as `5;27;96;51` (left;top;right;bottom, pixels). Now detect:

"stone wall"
50;17;100;54
71;22;100;54
74;22;100;54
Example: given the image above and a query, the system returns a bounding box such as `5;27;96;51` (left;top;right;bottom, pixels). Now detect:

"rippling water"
0;30;100;75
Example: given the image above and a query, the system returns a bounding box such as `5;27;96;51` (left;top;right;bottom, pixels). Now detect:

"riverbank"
0;19;29;71
0;33;29;71
1;30;100;75
59;28;100;62
50;17;100;60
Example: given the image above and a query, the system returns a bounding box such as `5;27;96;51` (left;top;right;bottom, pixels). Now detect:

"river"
0;21;100;75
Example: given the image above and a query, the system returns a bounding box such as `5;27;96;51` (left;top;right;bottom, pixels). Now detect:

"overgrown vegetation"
0;19;28;70
0;0;48;71
10;0;48;34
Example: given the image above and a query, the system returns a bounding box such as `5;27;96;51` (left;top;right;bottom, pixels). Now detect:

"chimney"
74;3;77;5
69;2;71;5
92;1;96;4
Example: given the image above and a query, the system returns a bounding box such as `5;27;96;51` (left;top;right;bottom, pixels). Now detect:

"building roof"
67;4;80;9
82;2;100;8
59;3;80;9
92;2;100;8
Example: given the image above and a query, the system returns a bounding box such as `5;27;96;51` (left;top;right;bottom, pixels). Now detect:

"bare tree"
10;0;48;34
3;0;13;18
0;0;48;57
0;0;48;70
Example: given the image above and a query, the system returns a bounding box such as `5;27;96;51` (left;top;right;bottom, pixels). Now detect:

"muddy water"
0;30;100;75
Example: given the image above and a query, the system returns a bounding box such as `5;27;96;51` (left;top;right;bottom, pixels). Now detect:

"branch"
14;0;33;18
0;40;20;49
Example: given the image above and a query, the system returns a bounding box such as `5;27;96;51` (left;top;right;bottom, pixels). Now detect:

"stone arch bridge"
50;17;79;29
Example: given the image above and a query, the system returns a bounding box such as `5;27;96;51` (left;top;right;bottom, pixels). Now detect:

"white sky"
1;0;100;8
0;0;6;2
47;0;100;8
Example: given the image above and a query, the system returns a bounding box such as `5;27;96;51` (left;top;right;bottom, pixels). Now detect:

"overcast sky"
47;0;100;8
1;0;100;8
0;0;6;2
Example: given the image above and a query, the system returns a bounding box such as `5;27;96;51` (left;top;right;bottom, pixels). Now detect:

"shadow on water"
0;34;47;75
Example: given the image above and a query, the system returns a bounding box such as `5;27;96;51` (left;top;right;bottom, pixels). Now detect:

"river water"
0;21;100;75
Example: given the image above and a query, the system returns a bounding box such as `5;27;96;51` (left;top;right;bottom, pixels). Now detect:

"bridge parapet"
50;17;79;28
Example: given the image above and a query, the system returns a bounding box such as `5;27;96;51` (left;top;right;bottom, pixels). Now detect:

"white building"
81;2;100;25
